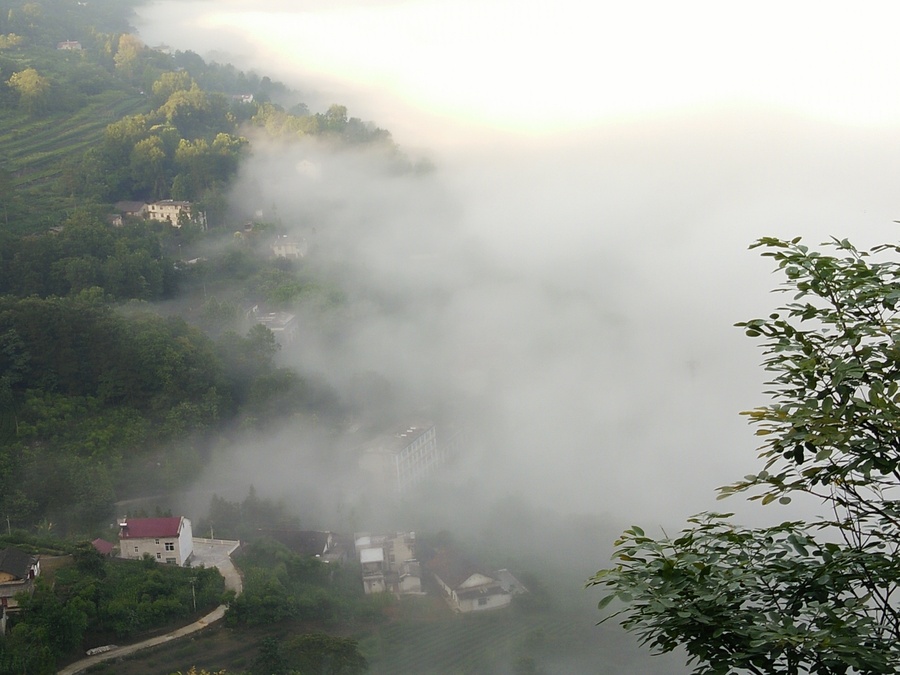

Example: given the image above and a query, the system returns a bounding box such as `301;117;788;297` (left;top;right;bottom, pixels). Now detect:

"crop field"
0;90;149;188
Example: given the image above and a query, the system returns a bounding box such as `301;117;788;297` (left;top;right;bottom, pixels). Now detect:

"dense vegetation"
0;1;413;671
592;238;900;673
0;537;224;673
0;0;392;538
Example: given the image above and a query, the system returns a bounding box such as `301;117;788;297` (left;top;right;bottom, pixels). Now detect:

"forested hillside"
0;1;439;670
0;0;391;536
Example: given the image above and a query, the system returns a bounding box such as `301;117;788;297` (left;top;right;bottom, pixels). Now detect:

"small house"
427;549;511;613
0;546;40;631
118;516;193;566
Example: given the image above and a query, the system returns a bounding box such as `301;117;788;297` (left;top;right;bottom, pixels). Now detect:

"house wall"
120;518;193;566
177;518;193;565
121;537;181;563
457;591;512;613
395;426;441;493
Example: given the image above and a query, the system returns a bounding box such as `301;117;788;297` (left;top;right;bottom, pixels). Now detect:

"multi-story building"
355;532;422;595
358;423;447;495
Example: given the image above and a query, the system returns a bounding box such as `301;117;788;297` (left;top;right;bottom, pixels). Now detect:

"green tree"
590;237;900;674
7;67;50;115
113;33;144;81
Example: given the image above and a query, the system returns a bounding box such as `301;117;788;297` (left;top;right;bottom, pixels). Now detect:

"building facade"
118;516;193;566
358;424;447;495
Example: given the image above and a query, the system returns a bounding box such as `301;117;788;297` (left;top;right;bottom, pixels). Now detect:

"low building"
91;538;115;556
118;516;193;566
427;549;512;613
255;311;299;345
0;548;39;612
271;235;308;259
355;532;422;596
145;200;207;228
57;40;82;50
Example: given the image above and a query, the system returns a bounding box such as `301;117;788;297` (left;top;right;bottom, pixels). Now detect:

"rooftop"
119;517;183;539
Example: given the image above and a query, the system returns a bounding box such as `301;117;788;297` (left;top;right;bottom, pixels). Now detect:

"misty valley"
5;0;900;674
0;1;674;673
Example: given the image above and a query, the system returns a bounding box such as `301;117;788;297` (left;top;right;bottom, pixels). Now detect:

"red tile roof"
91;538;115;555
119;517;182;539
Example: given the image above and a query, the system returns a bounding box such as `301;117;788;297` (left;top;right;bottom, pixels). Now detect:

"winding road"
58;538;242;675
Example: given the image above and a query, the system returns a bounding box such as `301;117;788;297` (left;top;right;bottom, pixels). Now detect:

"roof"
0;548;36;580
91;538;115;555
426;549;492;590
114;201;147;214
360;548;384;564
119;517;183;539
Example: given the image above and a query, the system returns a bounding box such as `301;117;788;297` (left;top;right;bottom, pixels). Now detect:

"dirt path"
58;539;241;675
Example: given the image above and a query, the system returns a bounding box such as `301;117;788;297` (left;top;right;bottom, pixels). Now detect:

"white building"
145;200;206;228
118;516;193;566
427;549;512;613
271;235;308;260
358;424;447;495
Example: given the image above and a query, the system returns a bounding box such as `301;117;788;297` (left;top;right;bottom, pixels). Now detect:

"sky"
134;0;900;561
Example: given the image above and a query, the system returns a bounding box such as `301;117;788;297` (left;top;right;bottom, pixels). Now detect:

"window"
165;558;176;564
156;553;161;559
134;546;139;553
155;539;160;545
165;542;175;551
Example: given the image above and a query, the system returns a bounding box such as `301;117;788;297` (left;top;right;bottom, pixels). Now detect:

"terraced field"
0;89;149;189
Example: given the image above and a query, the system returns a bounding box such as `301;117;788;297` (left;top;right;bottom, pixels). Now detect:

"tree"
590;237;900;674
7;67;50;115
113;33;144;81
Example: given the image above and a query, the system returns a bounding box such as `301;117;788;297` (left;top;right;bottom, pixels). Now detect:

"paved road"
58;539;241;675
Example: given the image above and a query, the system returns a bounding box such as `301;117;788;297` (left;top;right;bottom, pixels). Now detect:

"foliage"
198;488;300;541
7;66;50;115
227;539;387;629
590;237;900;673
0;549;224;674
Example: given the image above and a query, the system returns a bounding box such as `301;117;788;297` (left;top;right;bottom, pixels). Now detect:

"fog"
133;1;900;671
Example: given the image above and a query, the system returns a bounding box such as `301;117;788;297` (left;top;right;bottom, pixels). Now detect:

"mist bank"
136;0;900;563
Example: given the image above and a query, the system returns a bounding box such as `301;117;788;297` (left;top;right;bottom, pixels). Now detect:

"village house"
426;549;513;613
271;235;308;259
255;310;299;345
111;200;207;228
355;532;422;596
118;516;193;566
56;40;82;50
0;547;40;631
144;200;207;228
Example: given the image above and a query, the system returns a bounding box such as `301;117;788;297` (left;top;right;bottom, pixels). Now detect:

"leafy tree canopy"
590;237;900;674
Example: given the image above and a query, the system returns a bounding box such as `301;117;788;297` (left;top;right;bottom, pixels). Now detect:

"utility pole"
189;577;197;613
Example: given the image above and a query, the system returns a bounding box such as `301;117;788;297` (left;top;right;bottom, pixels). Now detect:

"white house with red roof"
118;516;193;566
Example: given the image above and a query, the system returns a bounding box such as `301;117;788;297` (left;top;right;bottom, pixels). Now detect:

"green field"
0;89;149;189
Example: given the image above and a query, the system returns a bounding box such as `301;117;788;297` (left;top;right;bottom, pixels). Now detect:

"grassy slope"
1;90;148;189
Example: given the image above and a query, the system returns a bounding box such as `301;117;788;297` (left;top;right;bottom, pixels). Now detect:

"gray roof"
0;548;35;580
